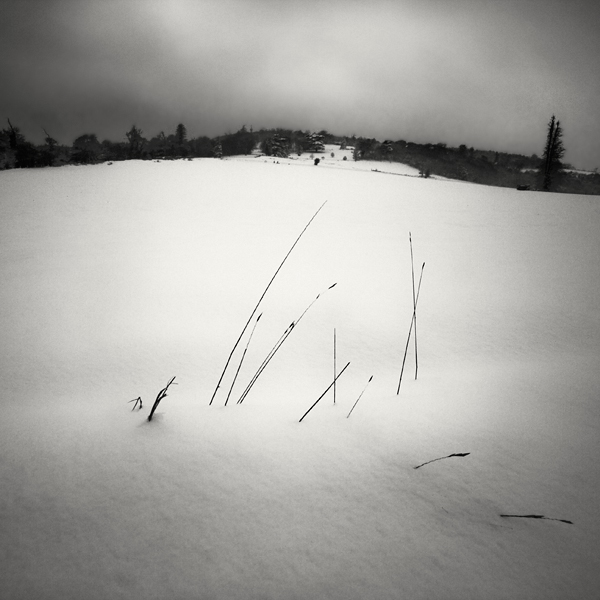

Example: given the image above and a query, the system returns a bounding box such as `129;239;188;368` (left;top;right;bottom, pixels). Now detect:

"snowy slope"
1;157;599;599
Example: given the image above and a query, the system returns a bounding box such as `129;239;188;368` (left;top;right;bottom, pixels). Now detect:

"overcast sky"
2;0;599;168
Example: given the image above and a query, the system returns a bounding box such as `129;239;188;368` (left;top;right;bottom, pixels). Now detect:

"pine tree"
539;115;565;191
175;124;188;157
304;132;324;153
262;134;289;158
176;123;187;146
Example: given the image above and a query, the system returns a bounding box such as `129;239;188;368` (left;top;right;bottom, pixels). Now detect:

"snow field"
1;156;599;599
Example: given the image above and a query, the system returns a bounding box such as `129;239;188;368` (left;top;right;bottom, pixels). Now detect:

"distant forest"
2;120;599;195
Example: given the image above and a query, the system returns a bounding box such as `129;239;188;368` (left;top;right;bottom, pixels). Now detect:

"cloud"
2;0;600;167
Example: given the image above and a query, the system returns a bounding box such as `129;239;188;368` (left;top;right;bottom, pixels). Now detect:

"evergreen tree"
304;132;324;153
176;123;187;145
175;123;188;155
539;115;565;191
262;134;289;158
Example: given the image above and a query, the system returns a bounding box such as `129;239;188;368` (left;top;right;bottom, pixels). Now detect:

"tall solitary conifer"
176;123;187;146
539;115;565;191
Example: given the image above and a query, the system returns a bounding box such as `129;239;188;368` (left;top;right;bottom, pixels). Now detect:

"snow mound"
1;159;599;599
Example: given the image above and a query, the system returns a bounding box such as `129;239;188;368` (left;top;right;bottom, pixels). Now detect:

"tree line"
348;117;598;195
0;122;342;168
0;121;258;168
2;117;598;195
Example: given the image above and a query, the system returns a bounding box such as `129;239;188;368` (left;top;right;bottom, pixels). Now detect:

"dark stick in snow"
346;375;374;418
148;376;177;421
237;284;337;405
414;452;470;469
236;323;293;405
500;514;573;525
410;232;418;380
128;397;142;411
397;262;425;394
299;361;351;423
224;313;262;406
209;201;327;405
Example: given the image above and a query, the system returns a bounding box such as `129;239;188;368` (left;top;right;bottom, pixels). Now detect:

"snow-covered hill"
1;157;599;599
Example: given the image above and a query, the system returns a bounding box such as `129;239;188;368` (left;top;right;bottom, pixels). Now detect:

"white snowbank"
1;158;599;599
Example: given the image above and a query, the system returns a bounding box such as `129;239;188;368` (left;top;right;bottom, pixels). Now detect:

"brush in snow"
224;313;262;407
209;201;327;406
148;376;177;422
397;261;425;394
299;361;351;423
237;284;337;405
500;514;573;525
128;397;142;411
346;376;374;418
413;452;470;469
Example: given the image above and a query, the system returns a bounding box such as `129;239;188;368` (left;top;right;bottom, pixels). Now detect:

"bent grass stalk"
224;313;262;406
209;201;327;405
499;514;573;525
237;283;337;405
397;262;425;394
414;452;470;469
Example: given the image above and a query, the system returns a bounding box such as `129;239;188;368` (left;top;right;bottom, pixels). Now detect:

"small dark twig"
500;514;573;525
148;377;177;421
128;397;143;411
299;362;350;423
414;452;470;469
346;376;373;418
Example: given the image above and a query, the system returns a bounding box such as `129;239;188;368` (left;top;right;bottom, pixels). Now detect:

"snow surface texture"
1;148;599;599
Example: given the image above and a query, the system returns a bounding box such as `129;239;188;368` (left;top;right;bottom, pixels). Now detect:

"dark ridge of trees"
219;126;255;156
1;119;598;195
